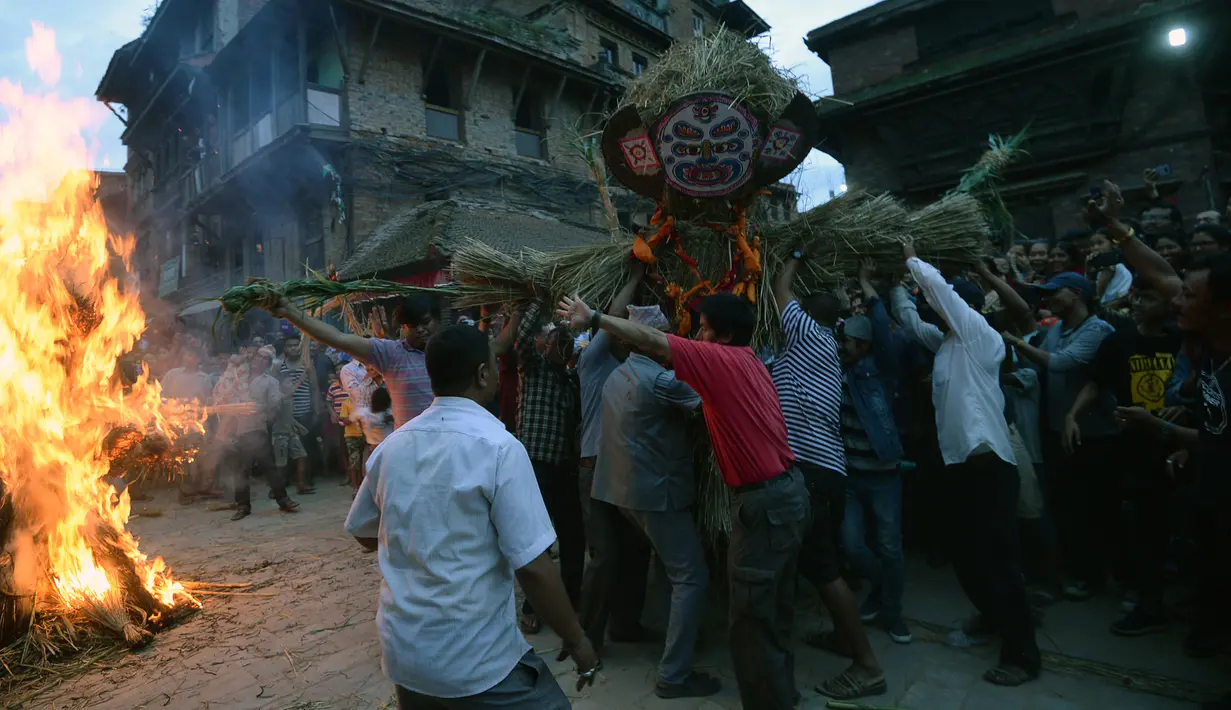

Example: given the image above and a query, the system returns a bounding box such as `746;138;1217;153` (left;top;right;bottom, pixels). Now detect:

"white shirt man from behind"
899;241;1040;688
345;324;598;709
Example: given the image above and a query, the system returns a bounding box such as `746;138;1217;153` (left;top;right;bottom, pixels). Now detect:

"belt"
731;468;791;496
579;456;597;467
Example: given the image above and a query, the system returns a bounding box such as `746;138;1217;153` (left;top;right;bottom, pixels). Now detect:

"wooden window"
514;90;545;159
599;38;618;67
632;54;647;77
423;63;460;141
692;12;704;38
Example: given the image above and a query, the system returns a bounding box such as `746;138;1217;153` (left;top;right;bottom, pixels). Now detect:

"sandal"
983;664;1037;686
519;612;542;635
804;630;852;658
815;667;887;700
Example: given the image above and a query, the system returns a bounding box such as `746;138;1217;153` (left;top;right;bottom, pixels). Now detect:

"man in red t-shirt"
559;292;810;709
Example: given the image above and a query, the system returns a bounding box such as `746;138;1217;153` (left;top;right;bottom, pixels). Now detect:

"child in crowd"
354;386;395;464
272;373;314;495
326;368;351;484
338;394;366;491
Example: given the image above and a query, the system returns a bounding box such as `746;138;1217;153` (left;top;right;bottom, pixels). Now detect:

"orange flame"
0;24;198;612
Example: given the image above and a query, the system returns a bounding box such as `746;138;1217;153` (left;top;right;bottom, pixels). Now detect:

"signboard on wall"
158;257;180;298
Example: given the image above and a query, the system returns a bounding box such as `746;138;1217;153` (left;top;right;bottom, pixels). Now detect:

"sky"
0;0;879;209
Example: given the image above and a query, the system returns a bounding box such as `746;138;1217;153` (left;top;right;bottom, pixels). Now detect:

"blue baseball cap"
1037;272;1095;298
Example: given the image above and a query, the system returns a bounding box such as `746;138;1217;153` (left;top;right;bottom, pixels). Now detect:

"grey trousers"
620;506;709;686
728;468;810;710
395;651;570;709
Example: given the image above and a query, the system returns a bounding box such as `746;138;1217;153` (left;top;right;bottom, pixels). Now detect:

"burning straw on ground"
0;24;205;701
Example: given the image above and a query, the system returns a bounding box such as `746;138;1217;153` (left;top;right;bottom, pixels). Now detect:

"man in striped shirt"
280;335;320;493
772;248;886;701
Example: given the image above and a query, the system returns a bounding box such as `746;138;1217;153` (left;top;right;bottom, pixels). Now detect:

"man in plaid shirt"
515;300;584;634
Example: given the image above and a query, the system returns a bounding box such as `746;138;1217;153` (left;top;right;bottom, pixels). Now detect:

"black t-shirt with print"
1093;322;1182;487
1093;325;1182;413
1195;355;1231;509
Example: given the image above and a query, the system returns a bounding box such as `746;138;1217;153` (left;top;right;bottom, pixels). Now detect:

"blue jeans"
841;470;905;622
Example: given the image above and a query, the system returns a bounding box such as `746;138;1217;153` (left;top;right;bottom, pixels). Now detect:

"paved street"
19;485;1227;710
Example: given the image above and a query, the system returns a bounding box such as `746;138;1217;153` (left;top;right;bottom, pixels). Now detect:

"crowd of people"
144;176;1229;710
146;326;398;520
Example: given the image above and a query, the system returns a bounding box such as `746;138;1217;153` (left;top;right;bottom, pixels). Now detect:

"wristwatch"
790;248;805;261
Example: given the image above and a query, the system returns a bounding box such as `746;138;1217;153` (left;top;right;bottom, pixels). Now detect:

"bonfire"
0;23;203;692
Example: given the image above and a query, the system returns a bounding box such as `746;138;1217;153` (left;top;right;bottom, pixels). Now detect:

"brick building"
95;0;785;330
808;0;1231;243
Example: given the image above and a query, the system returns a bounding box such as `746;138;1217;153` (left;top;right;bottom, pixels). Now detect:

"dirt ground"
10;483;1227;710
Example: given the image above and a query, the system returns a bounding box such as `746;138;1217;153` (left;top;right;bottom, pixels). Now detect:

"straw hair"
622;28;800;121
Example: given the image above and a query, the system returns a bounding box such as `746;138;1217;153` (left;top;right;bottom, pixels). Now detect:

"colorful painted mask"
657;95;758;198
602;91;819;204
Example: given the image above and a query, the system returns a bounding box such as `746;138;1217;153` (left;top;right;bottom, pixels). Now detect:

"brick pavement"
21;485;1223;710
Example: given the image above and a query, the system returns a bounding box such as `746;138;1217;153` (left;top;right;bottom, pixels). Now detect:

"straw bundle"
214;276;456;321
622;28;800;122
449;240;545;309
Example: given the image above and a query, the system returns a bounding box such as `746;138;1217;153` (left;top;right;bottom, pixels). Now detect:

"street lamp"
1168;27;1188;47
838;183;848;194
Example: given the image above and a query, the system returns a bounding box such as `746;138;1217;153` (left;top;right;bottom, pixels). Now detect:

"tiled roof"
338;198;609;278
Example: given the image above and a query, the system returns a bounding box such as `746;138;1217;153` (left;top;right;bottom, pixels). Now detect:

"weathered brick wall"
665;0;707;43
823;0;1154;96
342;18;614;256
827;25;919;95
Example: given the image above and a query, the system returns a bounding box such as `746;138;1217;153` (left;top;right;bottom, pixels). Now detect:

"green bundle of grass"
214;275;455;320
622;28;800;122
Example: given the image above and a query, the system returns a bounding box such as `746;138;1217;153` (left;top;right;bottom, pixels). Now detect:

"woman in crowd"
1048;241;1084;277
1027;241;1051;284
1150;233;1189;274
1086;230;1133;307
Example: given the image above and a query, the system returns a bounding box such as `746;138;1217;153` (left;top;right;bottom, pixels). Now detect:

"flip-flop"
815;667;887;700
983;665;1037;686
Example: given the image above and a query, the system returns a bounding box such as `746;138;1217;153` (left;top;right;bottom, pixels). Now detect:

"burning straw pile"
1;31;204;701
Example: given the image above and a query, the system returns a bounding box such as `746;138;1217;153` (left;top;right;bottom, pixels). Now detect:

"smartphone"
1154;163;1173;179
1088;251;1123;269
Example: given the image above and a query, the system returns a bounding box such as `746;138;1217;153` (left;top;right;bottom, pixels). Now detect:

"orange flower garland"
629;202;763;335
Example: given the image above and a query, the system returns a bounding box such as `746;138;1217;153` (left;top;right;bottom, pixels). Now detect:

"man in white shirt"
901;241;1040;686
345;325;598;709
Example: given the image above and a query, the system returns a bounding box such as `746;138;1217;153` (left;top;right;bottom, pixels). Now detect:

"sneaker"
230;507;251;521
1119;590;1140;614
654;671;722;699
859;595;882;623
1110;608;1167;637
1064;582;1093;601
885;618;913;644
